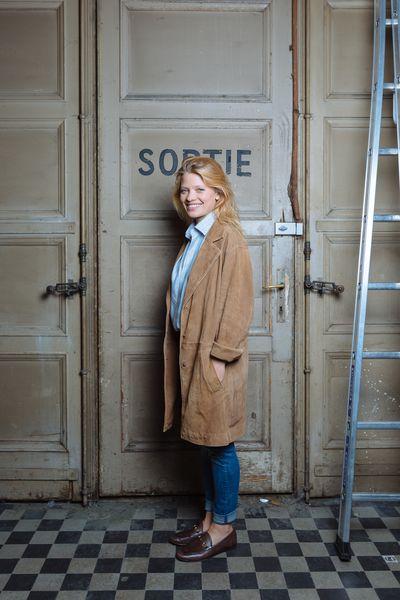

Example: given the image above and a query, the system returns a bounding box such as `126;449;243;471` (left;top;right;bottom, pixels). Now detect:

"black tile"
325;542;351;557
376;591;400;600
148;557;175;573
125;543;150;557
284;572;315;589
174;572;202;590
225;542;252;557
94;558;123;573
0;558;18;573
40;558;71;573
229;572;258;589
0;520;18;531
74;543;101;558
338;571;372;588
6;530;34;544
374;542;400;555
130;519;154;530
155;507;177;519
176;519;197;530
253;556;281;572
145;592;173;600
28;592;58;600
374;505;400;517
235;518;246;530
118;573;146;590
4;573;37;591
55;530;81;544
23;544;51;558
306;556;336;571
202;592;231;600
357;555;389;571
84;519;109;531
243;506;266;518
350;529;370;542
260;591;290;600
296;529;322;542
359;517;386;529
329;506;340;518
37;520;63;531
275;543;303;557
202;557;228;572
61;573;92;590
391;529;400;540
317;591;349;600
248;529;273;542
393;571;400;585
87;592;116;600
152;530;176;543
22;509;46;520
269;518;293;530
314;518;337;530
103;530;128;543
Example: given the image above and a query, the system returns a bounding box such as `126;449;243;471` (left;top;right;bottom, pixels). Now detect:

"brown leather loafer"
168;522;204;546
175;529;237;562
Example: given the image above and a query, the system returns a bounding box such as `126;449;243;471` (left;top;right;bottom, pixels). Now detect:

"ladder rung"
386;19;399;26
383;83;400;91
362;352;400;359
357;421;400;429
368;283;400;290
352;492;400;502
378;148;399;155
374;215;400;222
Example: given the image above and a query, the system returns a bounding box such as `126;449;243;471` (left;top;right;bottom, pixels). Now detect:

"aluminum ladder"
335;0;400;562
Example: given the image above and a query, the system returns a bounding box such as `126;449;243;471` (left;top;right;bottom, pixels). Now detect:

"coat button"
182;362;186;368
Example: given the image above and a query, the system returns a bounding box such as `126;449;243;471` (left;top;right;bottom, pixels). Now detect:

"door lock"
304;275;344;295
46;277;87;298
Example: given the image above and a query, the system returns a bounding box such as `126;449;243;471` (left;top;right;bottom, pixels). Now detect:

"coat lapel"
182;219;225;307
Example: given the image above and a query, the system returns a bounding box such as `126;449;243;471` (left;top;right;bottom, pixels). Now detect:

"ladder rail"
336;0;400;561
392;0;400;177
336;0;387;547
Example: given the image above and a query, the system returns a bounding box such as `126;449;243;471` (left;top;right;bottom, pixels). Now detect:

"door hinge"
79;243;87;263
304;241;311;261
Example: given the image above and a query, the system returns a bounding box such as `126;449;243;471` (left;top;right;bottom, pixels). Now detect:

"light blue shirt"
170;211;216;331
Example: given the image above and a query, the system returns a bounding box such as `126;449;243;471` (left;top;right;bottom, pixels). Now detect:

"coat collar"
165;219;225;313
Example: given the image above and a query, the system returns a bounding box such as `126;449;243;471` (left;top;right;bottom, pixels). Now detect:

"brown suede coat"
163;218;254;446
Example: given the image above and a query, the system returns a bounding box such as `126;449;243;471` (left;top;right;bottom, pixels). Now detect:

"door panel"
99;0;294;495
308;0;400;496
0;0;81;499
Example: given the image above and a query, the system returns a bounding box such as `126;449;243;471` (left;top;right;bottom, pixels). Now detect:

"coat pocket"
200;349;224;393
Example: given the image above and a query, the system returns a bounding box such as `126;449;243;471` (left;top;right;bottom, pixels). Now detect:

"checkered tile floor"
0;496;399;599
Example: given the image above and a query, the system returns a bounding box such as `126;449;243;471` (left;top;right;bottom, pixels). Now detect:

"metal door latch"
46;277;87;297
304;275;344;295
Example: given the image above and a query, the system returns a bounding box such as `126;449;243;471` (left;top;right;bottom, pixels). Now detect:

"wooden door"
308;0;400;496
0;0;82;499
98;0;294;495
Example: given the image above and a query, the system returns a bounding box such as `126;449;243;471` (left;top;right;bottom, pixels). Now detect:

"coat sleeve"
210;243;254;363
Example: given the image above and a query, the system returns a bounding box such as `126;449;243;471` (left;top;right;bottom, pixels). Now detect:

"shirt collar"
185;211;216;240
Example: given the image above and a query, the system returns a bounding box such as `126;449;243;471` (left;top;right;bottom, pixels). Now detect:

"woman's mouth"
186;204;202;209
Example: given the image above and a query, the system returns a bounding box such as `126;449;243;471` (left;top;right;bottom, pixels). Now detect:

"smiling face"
179;172;219;223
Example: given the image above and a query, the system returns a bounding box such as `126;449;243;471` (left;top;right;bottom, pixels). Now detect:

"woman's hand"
211;357;226;383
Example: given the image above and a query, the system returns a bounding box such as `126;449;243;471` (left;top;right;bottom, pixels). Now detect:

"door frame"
81;0;308;501
78;0;99;503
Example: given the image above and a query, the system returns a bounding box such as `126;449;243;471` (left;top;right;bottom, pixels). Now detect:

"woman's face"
179;172;219;223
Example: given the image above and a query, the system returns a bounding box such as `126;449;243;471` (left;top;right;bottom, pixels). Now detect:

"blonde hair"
172;156;244;235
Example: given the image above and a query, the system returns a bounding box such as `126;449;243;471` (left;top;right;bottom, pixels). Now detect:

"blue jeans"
201;442;240;524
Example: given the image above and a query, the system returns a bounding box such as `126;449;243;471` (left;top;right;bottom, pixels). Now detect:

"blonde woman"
163;156;254;561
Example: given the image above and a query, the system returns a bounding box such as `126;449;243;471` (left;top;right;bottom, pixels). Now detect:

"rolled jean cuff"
204;499;214;513
213;507;237;525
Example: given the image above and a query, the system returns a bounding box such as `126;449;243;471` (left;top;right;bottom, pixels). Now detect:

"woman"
163;156;254;562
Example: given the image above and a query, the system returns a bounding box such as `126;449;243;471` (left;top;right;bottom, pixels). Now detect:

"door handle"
262;283;285;291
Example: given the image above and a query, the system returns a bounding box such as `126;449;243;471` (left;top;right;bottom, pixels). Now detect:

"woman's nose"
188;189;197;200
